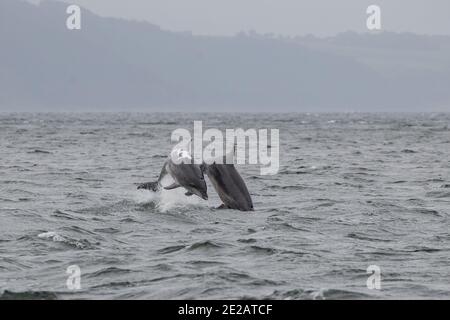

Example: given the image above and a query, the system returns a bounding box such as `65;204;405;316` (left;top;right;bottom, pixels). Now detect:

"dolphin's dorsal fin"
224;142;236;165
187;138;192;154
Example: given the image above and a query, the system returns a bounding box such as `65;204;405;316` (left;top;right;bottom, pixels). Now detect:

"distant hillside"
1;0;450;111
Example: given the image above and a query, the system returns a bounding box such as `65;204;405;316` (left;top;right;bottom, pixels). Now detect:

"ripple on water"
188;240;224;251
157;245;186;254
0;290;59;300
37;231;95;250
86;267;133;278
3;113;450;299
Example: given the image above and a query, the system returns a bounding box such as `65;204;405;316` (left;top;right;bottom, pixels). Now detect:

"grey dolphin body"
202;163;254;211
138;158;208;200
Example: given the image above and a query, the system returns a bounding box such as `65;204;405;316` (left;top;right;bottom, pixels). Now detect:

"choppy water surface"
1;113;450;299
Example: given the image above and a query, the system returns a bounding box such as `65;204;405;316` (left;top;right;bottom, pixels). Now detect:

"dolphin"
202;163;253;211
138;148;208;200
201;147;253;211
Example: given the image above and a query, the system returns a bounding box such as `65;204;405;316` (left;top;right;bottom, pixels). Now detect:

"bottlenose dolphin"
201;148;253;211
138;148;208;200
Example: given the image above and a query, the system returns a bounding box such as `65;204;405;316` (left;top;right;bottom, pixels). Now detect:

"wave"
188;240;223;251
248;245;277;255
310;288;374;300
37;231;95;250
261;287;375;300
157;245;186;254
0;290;58;300
27;149;52;154
426;191;450;198
86;267;132;278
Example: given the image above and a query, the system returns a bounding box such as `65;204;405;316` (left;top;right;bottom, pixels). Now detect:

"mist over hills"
1;0;450;111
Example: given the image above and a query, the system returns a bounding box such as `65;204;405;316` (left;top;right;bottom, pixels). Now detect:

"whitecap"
37;231;91;249
37;231;66;242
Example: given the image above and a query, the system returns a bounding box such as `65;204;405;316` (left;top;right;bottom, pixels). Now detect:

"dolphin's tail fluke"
137;181;160;191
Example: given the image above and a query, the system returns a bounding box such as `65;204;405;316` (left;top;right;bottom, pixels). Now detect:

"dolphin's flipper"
216;204;229;209
137;181;160;191
164;182;181;190
185;191;194;196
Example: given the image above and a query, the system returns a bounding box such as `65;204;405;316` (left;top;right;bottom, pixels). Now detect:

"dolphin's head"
185;175;208;200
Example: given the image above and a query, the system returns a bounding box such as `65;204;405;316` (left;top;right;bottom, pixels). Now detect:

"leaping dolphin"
138;148;208;200
201;147;254;211
202;163;253;211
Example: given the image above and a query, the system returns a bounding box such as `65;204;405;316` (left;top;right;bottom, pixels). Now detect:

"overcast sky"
28;0;450;37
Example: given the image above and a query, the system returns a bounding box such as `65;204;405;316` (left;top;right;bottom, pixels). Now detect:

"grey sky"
3;0;450;111
28;0;450;36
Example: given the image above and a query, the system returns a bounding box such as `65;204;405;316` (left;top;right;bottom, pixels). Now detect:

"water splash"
134;188;208;213
37;231;93;249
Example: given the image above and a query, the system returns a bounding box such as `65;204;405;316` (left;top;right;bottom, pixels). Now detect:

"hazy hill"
1;0;449;111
